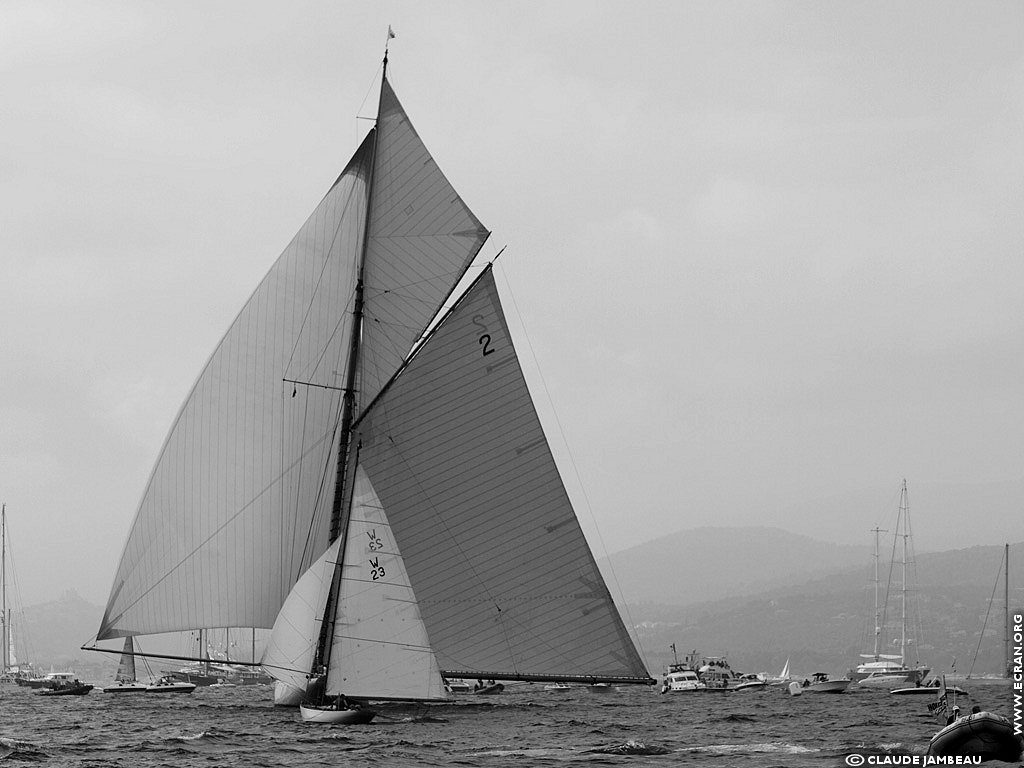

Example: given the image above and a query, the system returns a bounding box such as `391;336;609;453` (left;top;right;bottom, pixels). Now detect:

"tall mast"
327;51;387;543
311;48;389;685
1005;543;1010;678
899;480;908;668
871;525;885;659
2;504;7;674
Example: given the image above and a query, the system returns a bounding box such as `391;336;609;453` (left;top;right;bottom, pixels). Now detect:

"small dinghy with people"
926;709;1022;763
472;679;504;695
299;695;375;725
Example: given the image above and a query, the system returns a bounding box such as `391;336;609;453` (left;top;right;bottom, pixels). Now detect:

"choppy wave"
588;739;670;755
1;676;1017;767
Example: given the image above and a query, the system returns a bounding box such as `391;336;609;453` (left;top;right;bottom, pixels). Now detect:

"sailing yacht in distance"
88;46;654;721
100;637;148;693
1;504;36;684
849;480;930;686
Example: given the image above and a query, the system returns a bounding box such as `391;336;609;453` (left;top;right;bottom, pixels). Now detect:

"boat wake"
588;740;671;755
0;736;47;762
721;712;757;722
679;741;819;755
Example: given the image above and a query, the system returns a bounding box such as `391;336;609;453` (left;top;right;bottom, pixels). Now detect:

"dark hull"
38;684;93;696
473;683;504;695
15;678;47;689
166;671;220;687
927;711;1023;763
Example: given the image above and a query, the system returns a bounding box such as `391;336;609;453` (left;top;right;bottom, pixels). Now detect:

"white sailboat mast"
1;504;7;674
898;479;910;668
872;525;885;660
1005;543;1011;677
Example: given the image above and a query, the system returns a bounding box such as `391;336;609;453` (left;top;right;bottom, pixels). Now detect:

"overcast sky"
2;1;1022;607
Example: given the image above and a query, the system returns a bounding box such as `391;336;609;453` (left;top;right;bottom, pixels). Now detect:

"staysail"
262;538;342;701
96;79;488;641
323;465;447;701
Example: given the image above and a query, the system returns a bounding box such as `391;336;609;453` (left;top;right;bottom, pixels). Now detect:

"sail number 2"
471;314;495;356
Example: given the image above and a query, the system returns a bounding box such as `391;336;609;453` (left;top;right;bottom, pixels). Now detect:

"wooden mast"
309;46;389;696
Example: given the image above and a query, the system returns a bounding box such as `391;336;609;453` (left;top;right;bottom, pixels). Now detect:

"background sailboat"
850;481;930;687
88;51;652;717
101;637;147;693
1;505;36;684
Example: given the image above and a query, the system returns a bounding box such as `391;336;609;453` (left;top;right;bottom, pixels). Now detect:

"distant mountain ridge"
9;589;115;681
12;529;1022;685
597;526;871;607
597;529;1022;680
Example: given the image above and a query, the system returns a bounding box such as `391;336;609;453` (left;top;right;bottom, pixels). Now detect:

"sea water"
0;678;1017;767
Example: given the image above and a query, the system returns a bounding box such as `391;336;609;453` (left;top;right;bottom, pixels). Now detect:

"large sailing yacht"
88;46;654;722
849;481;930;686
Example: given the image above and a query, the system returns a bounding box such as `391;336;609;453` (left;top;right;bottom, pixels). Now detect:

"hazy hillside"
11;589;115;681
757;480;1024;554
9;532;1020;687
597;526;871;606
626;541;1023;681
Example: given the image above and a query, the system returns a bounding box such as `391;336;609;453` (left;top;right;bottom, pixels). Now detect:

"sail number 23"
471;314;495;357
366;529;385;580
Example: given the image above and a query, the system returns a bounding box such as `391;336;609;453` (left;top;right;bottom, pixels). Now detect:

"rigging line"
881;493;902;651
303;282;356;384
108;426;339;625
287;385;313;588
81;644;293;671
282;378;349;393
493;262;650;674
966;546;1006;678
296;396;346;583
355;63;385;145
904;495;925;666
282;176;364;376
2;525;36;663
363;267;470;300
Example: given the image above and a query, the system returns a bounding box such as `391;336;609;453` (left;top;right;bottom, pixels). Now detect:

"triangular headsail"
115;637;137;683
324;466;448;701
357;79;490;410
351;267;651;684
262;538;342;701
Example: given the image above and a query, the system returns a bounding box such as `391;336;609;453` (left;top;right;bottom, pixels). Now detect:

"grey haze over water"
1;1;1021;607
